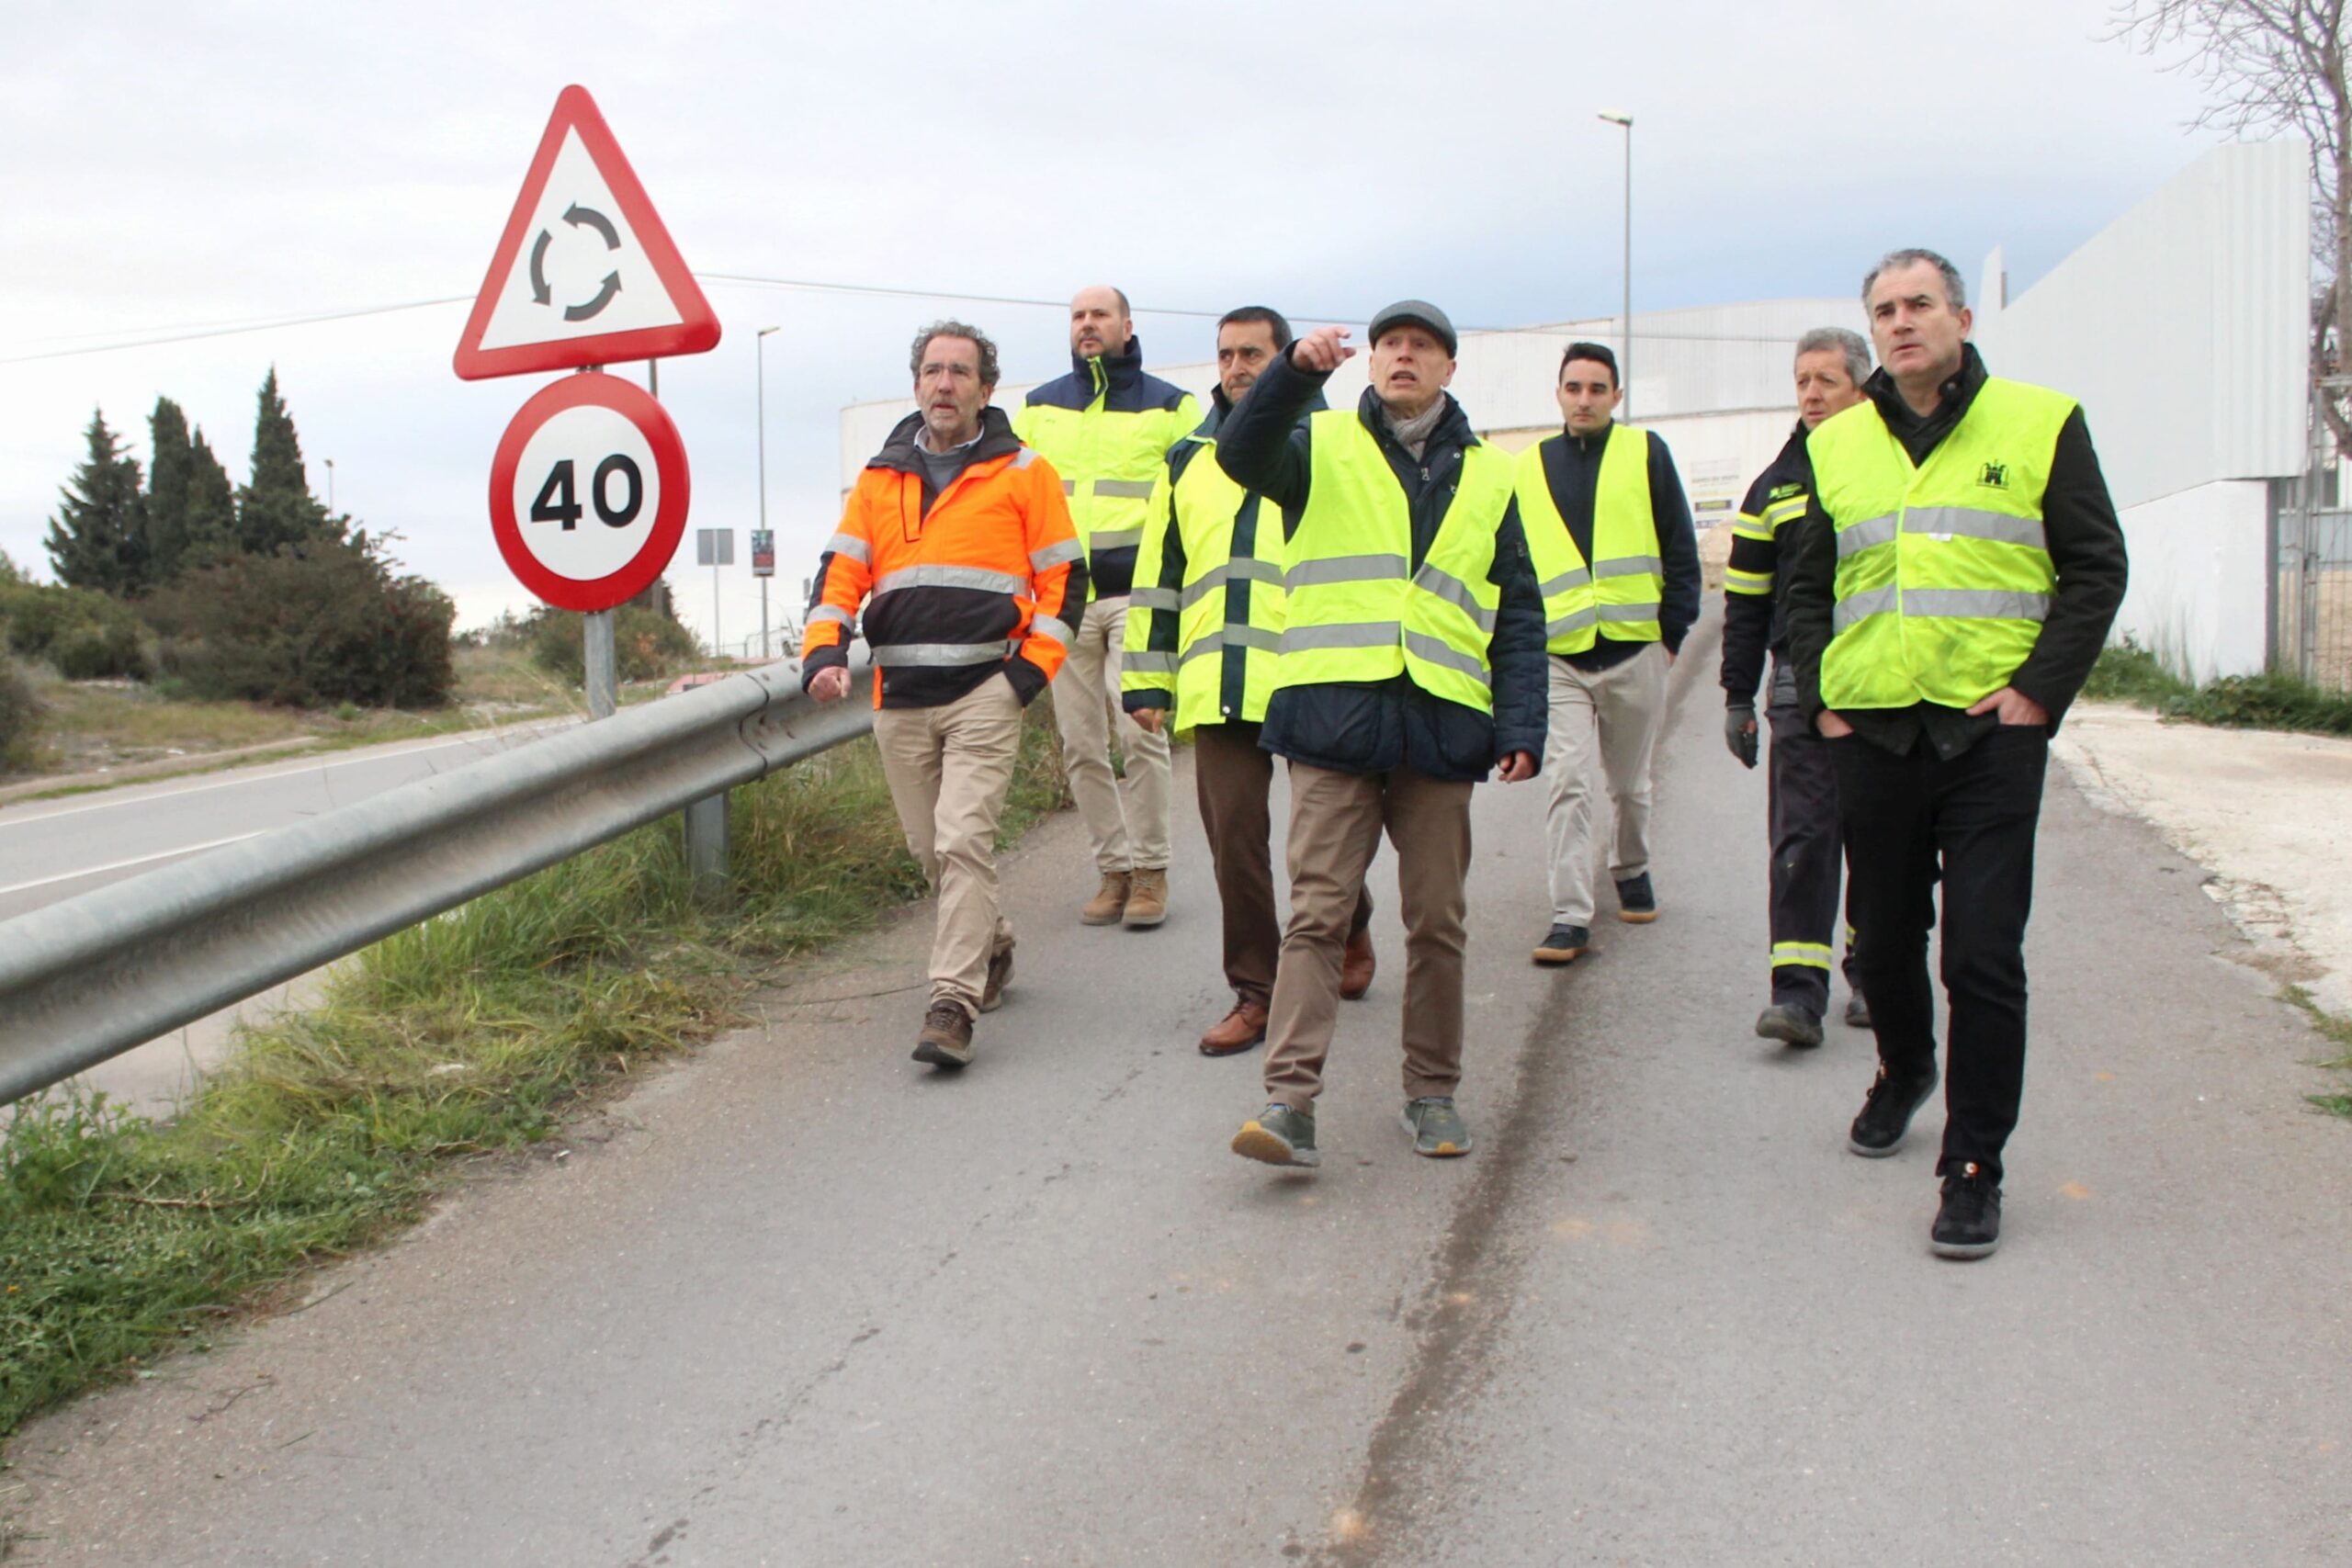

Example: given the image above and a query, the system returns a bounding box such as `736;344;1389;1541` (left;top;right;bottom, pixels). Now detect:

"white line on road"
0;831;266;897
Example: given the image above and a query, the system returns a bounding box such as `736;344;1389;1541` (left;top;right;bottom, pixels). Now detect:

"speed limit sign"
488;372;690;611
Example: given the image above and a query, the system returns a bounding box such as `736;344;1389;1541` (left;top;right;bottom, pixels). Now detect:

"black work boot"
1847;1061;1938;1156
1930;1162;2003;1258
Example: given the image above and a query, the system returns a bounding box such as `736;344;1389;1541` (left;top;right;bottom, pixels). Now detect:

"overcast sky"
1;0;2223;653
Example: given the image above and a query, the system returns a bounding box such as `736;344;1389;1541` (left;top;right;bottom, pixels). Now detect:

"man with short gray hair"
1721;326;1874;1049
1785;247;2126;1258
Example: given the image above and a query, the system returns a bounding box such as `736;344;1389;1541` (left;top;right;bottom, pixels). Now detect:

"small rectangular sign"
751;529;775;577
695;528;734;567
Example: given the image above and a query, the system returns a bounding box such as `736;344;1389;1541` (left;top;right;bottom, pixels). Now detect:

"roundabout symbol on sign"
488;373;689;613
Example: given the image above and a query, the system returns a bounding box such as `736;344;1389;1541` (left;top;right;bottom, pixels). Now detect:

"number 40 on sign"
487;373;690;613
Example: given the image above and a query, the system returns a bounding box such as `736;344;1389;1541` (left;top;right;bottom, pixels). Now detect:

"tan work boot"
1125;867;1169;928
1081;870;1132;926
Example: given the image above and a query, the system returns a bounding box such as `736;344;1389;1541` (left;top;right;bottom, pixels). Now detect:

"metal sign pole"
574;363;618;719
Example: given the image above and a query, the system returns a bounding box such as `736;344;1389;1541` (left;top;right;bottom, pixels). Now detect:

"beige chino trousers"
873;673;1023;1020
1542;642;1669;927
1052;594;1172;874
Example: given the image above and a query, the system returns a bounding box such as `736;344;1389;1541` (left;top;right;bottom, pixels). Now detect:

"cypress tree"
184;427;237;564
145;397;195;582
44;409;150;594
234;367;334;555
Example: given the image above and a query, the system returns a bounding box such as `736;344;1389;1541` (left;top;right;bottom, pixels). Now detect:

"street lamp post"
323;457;335;513
1598;109;1634;419
757;325;779;661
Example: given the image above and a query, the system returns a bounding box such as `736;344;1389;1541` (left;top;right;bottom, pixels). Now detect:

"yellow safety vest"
1012;369;1201;573
1275;409;1517;715
1513;424;1663;652
1806;378;2074;710
1121;430;1287;731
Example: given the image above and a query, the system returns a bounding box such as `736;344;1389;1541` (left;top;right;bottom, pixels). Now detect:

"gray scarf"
1383;397;1446;462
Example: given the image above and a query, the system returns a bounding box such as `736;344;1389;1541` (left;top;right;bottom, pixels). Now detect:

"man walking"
1013;286;1201;930
804;320;1086;1069
1214;301;1545;1167
1519;343;1702;964
1786;248;2126;1258
1721;327;1874;1048
1122;307;1378;1058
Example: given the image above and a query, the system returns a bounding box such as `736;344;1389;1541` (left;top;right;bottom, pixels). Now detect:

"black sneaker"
1843;990;1872;1029
1755;1002;1825;1048
1532;924;1589;965
1847;1061;1938;1156
1615;874;1657;923
1930;1162;2002;1258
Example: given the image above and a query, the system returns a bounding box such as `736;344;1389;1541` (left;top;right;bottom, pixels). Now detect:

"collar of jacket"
1863;341;1988;433
869;405;1023;474
1200;380;1328;439
1354;386;1476;457
1073;334;1149;399
1565;417;1618;456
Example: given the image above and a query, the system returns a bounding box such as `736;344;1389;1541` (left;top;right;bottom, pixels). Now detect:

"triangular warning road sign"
453;85;721;380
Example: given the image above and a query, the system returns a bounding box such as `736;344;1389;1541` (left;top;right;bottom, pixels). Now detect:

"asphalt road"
0;722;569;1113
9;622;2349;1565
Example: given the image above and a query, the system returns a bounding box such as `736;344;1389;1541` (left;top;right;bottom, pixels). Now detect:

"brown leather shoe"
1124;867;1169;928
1080;870;1132;926
1198;999;1269;1056
1340;928;1376;1000
979;941;1013;1013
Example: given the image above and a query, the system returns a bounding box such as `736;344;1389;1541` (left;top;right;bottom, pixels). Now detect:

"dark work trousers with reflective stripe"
1830;724;2048;1181
1195;721;1372;1009
1765;693;1860;1015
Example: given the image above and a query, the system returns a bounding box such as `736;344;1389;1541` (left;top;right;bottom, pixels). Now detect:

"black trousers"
1766;698;1860;1013
1830;725;2048;1180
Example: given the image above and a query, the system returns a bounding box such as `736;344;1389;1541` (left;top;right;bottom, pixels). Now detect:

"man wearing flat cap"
1213;300;1547;1168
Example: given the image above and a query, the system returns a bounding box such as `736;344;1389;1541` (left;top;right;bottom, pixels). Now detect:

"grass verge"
0;703;1069;1444
2084;639;2352;737
2279;986;2352;1119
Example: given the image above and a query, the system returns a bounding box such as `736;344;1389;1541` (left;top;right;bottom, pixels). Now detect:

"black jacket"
1214;345;1547;783
1720;422;1811;707
1124;381;1327;721
1532;422;1702;669
1785;344;2128;756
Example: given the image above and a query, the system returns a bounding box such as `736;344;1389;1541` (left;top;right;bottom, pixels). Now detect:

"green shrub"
0;656;41;770
1;582;150;680
526;604;702;685
141;538;455;708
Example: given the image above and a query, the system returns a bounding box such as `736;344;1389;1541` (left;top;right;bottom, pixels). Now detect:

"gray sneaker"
1756;1002;1825;1049
1401;1097;1473;1157
1231;1103;1319;1168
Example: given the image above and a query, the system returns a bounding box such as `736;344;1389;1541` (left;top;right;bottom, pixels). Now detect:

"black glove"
1724;703;1759;769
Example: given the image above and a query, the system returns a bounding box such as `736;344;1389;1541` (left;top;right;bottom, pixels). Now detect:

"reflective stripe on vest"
1806;378;2074;710
1276;409;1515;714
1118;434;1293;728
1515;424;1663;653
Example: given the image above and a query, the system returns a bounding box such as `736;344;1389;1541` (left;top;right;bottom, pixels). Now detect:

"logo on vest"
1979;462;2009;490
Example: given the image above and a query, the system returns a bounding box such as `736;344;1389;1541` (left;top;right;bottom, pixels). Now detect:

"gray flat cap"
1367;299;1458;357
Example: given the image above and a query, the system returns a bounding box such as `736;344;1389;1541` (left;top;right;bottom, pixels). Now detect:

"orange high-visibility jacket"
801;408;1087;708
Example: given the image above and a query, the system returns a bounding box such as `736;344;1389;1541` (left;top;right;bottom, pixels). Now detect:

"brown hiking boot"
1125;867;1169;928
1340;928;1376;999
911;999;974;1068
1198;998;1269;1056
1081;870;1132;926
979;941;1014;1013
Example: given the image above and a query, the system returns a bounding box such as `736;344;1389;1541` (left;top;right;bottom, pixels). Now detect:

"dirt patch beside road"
2053;701;2352;1015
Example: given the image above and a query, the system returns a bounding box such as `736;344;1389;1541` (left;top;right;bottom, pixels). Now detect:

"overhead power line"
0;273;1814;367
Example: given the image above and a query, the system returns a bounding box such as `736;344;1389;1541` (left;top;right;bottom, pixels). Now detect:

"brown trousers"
1262;761;1475;1112
1194;723;1372;1009
872;673;1023;1019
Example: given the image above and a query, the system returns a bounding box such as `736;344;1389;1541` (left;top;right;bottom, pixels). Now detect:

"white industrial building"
839;139;2318;685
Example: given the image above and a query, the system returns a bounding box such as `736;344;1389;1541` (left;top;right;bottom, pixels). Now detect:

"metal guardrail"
0;660;875;1105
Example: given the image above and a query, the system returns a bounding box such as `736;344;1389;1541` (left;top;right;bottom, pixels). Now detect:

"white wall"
1974;140;2309;511
2111;479;2272;681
